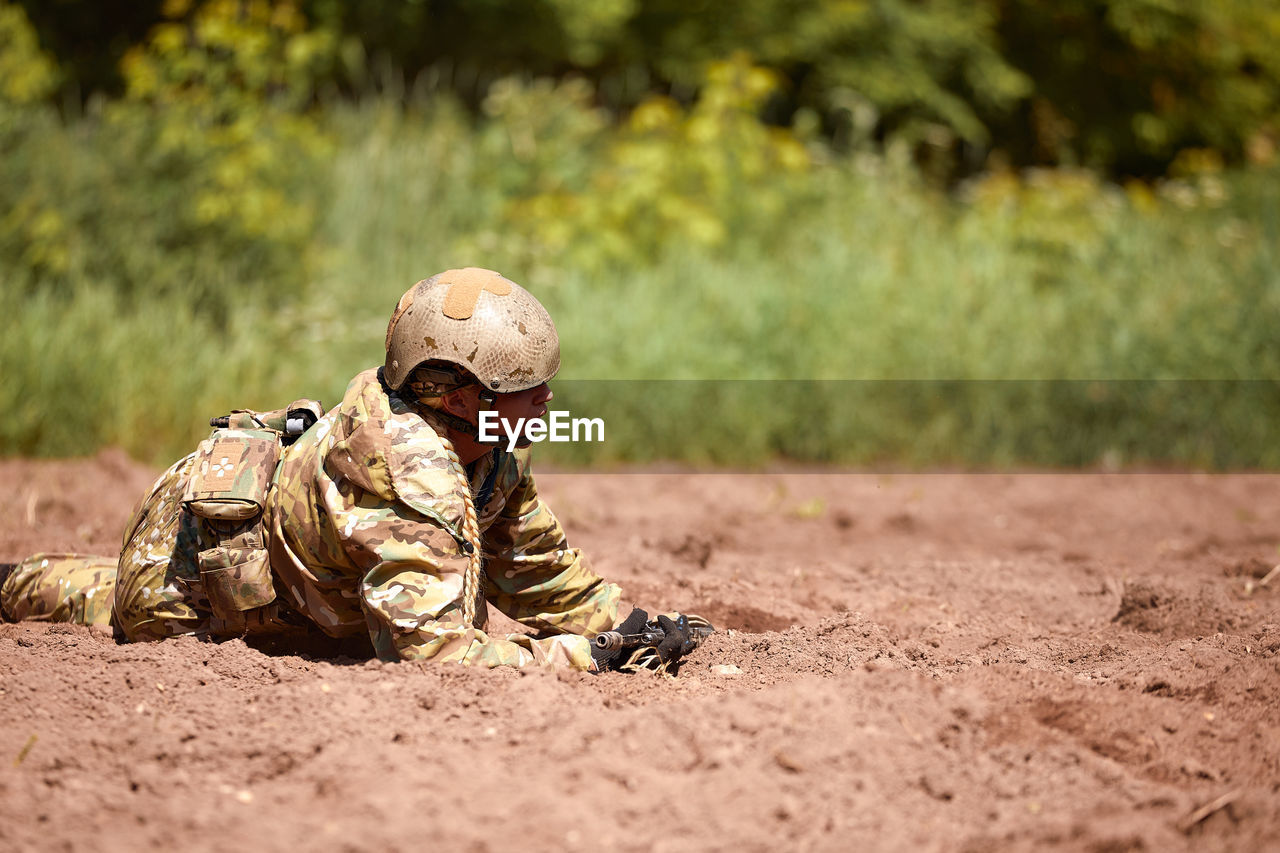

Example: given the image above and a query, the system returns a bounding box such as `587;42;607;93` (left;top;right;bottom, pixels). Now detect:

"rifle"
593;614;715;671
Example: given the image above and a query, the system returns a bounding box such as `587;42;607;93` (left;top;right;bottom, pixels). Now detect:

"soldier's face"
492;382;553;426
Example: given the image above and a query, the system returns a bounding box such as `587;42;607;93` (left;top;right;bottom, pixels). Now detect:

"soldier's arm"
481;467;622;637
345;500;596;669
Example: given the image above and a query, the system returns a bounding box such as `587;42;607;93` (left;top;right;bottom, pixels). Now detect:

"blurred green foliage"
2;0;334;320
0;2;57;104
996;0;1280;173
482;56;814;273
14;0;160;97
0;3;60;277
612;0;1032;149
107;0;336;311
1;0;1278;467
17;0;1280;175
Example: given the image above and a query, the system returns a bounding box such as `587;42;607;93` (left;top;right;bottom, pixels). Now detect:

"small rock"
711;664;743;676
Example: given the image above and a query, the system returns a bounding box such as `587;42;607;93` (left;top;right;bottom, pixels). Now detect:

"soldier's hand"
590;607;649;671
655;613;698;663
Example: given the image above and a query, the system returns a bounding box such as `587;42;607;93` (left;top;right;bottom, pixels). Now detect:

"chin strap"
423;406;501;444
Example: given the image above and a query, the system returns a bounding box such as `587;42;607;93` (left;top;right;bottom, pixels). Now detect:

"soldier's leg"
0;553;117;626
112;453;222;641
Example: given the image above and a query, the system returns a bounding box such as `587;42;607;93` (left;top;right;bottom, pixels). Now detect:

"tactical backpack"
180;399;324;631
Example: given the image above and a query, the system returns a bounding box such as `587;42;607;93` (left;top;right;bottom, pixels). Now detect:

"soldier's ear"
438;387;474;419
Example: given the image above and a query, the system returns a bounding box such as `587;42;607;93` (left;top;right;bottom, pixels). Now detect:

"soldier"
0;268;702;671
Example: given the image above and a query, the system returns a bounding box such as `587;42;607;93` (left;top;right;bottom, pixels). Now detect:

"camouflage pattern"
113;452;259;640
0;553;116;625
3;368;621;670
0;455;301;641
268;368;620;668
182;427;280;521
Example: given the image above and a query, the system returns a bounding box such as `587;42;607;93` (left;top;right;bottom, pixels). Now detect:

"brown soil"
2;452;1279;852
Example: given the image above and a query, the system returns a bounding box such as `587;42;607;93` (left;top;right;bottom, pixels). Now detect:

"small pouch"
183;428;281;521
198;545;277;616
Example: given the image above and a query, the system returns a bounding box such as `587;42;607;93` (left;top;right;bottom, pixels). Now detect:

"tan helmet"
383;267;561;393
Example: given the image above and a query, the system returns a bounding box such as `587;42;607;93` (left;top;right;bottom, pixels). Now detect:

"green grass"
2;97;1278;467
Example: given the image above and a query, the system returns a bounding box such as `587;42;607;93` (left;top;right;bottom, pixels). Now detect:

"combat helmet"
383;268;561;393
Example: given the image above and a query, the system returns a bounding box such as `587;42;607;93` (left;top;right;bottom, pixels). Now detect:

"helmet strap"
427;407;492;443
463;388;501;444
419;391;504;446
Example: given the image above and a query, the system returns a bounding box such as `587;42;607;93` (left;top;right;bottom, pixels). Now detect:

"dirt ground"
1;450;1278;852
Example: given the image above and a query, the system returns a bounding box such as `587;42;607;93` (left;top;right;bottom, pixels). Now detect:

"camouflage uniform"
1;369;621;669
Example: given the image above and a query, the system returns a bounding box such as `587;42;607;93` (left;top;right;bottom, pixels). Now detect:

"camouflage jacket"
266;368;621;668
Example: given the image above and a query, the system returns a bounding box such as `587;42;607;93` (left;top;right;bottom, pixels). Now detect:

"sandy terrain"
1;451;1278;851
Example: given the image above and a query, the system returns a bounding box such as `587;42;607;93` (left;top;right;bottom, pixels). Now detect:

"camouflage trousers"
1;454;293;640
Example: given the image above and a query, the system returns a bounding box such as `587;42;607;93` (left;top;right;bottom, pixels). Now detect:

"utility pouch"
197;543;277;615
184;424;284;622
182;428;281;521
